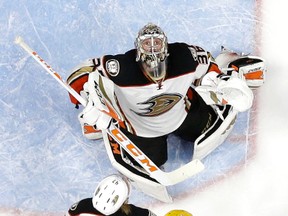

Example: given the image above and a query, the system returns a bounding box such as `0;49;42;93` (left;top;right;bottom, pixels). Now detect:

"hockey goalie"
66;23;266;202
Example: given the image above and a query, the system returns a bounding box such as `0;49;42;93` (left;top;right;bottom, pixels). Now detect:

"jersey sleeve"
187;45;221;86
207;52;222;74
198;52;223;87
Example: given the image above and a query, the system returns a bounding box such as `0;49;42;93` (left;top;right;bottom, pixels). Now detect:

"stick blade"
152;159;205;186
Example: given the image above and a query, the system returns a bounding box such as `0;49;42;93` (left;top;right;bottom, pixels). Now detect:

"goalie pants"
121;94;217;167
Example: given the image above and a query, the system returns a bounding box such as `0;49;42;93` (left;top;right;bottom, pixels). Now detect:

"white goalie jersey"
67;44;266;138
68;43;218;137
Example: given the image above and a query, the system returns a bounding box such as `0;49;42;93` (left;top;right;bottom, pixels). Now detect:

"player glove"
227;56;266;88
196;72;253;112
215;47;266;88
215;76;253;112
80;99;112;130
79;82;112;130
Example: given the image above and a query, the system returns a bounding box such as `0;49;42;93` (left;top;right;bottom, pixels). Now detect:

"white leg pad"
192;107;238;160
102;130;173;203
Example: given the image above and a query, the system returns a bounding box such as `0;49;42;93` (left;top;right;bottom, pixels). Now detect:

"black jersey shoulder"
166;42;199;78
101;43;199;86
102;49;150;86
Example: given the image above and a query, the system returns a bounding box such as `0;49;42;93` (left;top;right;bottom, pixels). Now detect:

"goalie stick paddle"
15;36;205;186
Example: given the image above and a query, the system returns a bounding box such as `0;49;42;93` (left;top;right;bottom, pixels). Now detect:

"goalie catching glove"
215;47;266;88
196;72;253;112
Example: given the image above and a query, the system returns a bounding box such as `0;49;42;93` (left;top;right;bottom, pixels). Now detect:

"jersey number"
189;45;208;65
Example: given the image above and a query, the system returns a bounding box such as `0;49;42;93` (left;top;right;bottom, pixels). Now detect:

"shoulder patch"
106;59;120;76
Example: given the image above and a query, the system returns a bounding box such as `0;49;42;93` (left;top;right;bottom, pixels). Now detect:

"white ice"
0;0;287;215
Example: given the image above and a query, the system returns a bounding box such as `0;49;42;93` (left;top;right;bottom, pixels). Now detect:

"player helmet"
135;23;169;83
165;209;193;216
92;174;130;215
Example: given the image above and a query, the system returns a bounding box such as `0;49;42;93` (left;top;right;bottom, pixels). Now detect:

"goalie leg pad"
102;130;173;203
192;105;237;160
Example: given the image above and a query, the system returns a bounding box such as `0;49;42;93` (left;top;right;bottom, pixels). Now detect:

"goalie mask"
135;23;169;83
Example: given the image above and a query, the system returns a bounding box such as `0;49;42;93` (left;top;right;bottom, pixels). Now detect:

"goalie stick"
15;36;205;186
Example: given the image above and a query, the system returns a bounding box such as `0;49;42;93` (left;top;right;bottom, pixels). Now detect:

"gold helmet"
165;209;193;216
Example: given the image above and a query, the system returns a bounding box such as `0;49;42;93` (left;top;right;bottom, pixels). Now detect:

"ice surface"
1;0;287;215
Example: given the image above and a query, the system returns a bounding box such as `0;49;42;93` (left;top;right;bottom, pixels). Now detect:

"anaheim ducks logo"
132;93;182;117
